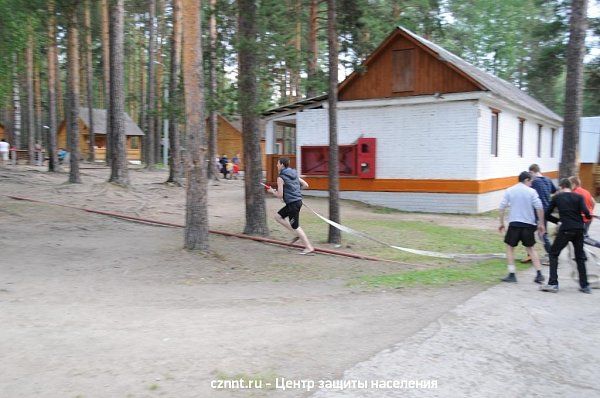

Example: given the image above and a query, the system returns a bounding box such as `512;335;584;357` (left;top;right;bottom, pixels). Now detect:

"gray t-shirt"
279;167;302;204
499;182;543;226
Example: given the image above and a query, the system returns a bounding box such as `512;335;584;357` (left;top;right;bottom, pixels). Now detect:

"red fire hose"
7;195;398;263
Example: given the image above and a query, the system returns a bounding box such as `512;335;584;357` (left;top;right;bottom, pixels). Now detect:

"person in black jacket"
540;178;592;294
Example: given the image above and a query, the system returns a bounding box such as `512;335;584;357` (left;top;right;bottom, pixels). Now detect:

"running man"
540;178;592;293
499;171;546;284
267;157;315;255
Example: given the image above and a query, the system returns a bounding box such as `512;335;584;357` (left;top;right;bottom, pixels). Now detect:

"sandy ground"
0;165;489;397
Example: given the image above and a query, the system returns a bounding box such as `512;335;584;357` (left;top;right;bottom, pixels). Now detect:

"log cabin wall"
339;31;482;101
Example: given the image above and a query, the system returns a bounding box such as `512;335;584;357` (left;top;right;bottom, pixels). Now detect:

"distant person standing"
0;139;9;166
540;178;592;294
34;142;43;166
521;164;557;263
498;171;546;284
232;153;240;166
219;155;229;179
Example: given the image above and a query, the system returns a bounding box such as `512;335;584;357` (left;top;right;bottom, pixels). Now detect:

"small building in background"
263;26;563;213
57;108;144;161
579;116;600;196
213;114;272;170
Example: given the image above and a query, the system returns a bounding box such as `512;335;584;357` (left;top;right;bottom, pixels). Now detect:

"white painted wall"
296;100;480;180
287;96;563;213
476;101;562;180
580;116;600;163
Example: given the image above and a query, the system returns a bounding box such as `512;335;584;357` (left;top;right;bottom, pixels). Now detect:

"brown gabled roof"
394;27;562;123
263;27;562;123
79;108;144;136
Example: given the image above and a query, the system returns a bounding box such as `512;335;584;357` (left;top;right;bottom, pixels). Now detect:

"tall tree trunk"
292;0;302;100
47;0;59;172
67;6;81;183
181;0;209;250
207;0;218;180
26;33;35;164
13;59;21;149
167;0;183;184
34;61;43;146
108;0;129;186
239;0;268;236
83;0;95;162
307;0;319;98
145;0;157;168
155;0;165;165
101;0;111;165
139;28;147;162
327;0;340;244
560;0;588;178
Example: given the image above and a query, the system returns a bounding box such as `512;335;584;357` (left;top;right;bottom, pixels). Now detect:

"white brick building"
263;27;563;213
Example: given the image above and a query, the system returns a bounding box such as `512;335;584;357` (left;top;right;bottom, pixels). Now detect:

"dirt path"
0;166;488;397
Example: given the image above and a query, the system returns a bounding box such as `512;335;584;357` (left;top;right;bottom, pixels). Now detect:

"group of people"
216;154;240;180
0;138;68;166
499;164;596;294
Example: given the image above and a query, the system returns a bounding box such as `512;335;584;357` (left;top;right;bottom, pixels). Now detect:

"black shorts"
504;225;537;247
278;200;302;230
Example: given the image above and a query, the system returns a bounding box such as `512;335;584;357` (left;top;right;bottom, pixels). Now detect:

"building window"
537;124;542;158
392;49;415;93
550;128;556;158
518;118;525;157
491;110;499;157
130;136;140;149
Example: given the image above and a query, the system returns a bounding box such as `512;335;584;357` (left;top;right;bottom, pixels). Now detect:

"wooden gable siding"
57;119;141;160
339;32;481;101
215;115;243;161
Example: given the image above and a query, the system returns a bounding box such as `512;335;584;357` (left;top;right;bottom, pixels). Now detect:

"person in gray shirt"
498;171;546;284
267;157;315;255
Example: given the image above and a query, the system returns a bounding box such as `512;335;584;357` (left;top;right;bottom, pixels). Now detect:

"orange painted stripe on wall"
304;171;559;194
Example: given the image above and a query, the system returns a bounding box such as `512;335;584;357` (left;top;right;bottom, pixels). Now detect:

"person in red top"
569;176;595;235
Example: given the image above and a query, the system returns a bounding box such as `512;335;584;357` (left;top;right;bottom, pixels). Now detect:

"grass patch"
354;260;532;288
297;217;506;264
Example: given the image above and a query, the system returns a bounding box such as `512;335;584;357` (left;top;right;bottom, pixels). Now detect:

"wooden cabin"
0;123;5;142
263;26;563;213
58;108;144;161
211;114;273;170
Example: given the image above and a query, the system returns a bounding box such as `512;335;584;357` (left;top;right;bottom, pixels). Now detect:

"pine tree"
239;0;268;236
327;0;340;245
108;0;129;186
560;0;588;178
182;0;209;250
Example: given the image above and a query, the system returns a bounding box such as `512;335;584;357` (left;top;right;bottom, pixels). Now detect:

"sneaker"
520;256;532;264
501;273;517;283
539;284;559;293
534;273;545;284
579;286;592;294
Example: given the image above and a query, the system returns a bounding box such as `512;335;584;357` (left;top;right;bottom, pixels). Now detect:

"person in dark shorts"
521;164;557;264
540;178;592;294
498;171;546;284
267;157;315;254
